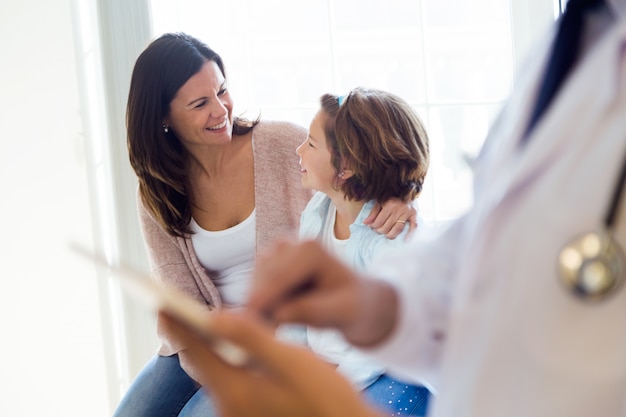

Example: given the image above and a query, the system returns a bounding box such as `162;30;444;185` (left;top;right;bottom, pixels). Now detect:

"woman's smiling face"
165;60;234;150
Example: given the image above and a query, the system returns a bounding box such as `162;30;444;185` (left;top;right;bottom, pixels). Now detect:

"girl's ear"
337;157;354;183
338;167;355;180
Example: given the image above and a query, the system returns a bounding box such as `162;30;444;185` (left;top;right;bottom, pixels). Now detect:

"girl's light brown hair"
319;87;429;203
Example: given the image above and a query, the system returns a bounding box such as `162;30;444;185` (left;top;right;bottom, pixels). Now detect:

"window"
150;0;528;222
73;0;557;410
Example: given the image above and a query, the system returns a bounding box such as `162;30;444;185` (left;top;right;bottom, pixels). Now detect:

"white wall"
0;0;110;415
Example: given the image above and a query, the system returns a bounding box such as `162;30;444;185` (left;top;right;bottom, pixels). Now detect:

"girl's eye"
308;139;315;148
194;100;207;109
218;88;227;96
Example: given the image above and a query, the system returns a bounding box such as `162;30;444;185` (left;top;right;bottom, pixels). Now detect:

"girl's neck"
330;194;365;240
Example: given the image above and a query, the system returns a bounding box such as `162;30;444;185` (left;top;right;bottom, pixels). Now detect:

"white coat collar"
607;0;626;19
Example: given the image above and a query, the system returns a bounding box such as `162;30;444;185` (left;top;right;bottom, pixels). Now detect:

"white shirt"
308;206;351;364
189;210;256;307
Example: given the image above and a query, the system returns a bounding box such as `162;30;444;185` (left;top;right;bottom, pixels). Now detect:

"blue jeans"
362;374;431;416
113;354;217;417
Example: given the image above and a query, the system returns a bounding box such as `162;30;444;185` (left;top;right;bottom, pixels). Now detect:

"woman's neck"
330;194;365;240
188;133;250;179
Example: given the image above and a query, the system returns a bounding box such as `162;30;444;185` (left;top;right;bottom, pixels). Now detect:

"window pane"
148;0;515;221
424;103;502;219
422;0;513;103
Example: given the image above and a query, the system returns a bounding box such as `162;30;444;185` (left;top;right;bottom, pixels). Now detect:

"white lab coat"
365;11;626;417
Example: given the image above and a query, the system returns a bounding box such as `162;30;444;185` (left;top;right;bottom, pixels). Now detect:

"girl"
296;87;431;416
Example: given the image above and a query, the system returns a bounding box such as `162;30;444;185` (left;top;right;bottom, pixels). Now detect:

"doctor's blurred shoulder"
159;1;626;417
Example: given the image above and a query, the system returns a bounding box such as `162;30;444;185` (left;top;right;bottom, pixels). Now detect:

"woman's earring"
162;124;169;133
339;171;345;178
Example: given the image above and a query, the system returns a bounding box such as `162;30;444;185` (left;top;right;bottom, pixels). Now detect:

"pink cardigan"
137;120;312;380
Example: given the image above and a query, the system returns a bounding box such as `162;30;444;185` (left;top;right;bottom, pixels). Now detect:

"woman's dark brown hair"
127;32;258;237
319;87;429;203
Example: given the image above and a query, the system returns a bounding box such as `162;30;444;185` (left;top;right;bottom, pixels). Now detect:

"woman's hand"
364;199;418;239
160;310;384;417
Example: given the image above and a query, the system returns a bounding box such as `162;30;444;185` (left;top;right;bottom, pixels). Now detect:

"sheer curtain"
75;0;557;412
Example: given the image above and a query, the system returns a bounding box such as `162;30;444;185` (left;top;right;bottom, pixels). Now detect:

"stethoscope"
558;151;626;301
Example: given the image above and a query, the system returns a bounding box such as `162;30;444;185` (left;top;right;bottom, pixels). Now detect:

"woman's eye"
218;88;227;96
194;100;207;109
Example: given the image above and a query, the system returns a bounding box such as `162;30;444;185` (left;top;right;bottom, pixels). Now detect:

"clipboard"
69;242;250;367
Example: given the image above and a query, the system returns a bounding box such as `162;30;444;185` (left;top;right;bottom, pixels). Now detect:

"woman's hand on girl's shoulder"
363;199;417;240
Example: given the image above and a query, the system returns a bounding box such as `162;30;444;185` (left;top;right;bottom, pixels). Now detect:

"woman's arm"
137;193;218;359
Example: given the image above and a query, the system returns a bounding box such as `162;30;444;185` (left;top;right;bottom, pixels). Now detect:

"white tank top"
322;204;349;256
189;209;256;307
308;205;351;364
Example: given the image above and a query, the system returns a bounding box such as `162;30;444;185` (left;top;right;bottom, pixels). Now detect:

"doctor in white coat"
159;1;626;416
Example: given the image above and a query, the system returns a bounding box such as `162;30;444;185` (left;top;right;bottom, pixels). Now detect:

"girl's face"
164;60;234;150
296;110;339;194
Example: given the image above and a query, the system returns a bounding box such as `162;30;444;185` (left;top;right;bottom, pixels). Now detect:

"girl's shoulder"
299;192;331;238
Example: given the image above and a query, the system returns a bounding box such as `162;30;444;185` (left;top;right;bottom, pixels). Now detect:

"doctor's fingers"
248;239;356;317
165;310;372;417
203;311;383;417
159;311;306;416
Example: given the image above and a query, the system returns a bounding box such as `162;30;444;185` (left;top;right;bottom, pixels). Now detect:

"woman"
116;32;418;417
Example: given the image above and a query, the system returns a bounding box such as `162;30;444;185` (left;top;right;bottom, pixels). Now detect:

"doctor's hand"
365;198;418;240
247;239;399;348
160;310;384;417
